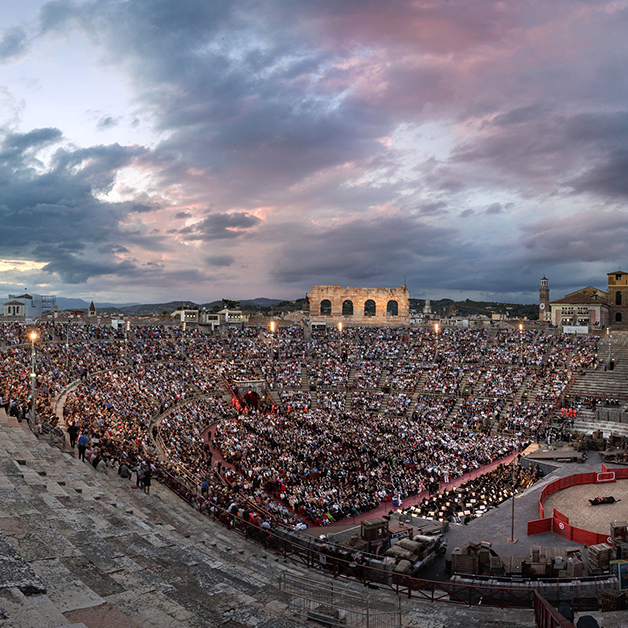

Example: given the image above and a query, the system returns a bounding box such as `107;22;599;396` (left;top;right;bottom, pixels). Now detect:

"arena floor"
542;477;628;535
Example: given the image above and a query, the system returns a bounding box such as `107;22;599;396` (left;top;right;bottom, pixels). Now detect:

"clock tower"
539;276;550;322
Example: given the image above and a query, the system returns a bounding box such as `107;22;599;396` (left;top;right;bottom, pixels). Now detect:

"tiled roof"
551;286;608;305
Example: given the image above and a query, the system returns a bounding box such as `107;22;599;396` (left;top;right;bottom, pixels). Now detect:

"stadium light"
434;323;439;363
270;320;276;333
29;330;38;428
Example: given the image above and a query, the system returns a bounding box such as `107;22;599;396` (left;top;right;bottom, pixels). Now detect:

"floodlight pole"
508;461;518;544
29;331;37;428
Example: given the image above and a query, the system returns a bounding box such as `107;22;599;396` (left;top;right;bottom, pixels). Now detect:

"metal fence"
279;573;402;628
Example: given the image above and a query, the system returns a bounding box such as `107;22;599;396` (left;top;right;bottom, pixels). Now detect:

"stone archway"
307;285;410;327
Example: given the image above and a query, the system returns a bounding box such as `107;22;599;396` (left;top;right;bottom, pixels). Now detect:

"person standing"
136;464;144;489
77;433;88;461
67;422;79;448
143;466;152;495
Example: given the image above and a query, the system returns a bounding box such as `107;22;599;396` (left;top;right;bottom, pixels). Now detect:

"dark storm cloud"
0;128;159;282
0;27;29;61
179;212;261;241
485;203;512;216
96;115;118;130
572;150;628;197
37;246;139;283
0;128;63;161
270;215;459;285
520;211;628;264
417;201;448;216
23;0;628;299
205;254;234;267
38;0;393;204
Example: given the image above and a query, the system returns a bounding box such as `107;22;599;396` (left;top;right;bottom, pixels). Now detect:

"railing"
534;593;576;628
157;468;574;627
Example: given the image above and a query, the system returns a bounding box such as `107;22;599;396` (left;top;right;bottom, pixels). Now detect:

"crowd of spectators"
0;321;601;532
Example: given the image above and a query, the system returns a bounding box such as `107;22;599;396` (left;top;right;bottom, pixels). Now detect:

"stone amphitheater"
0;410;537;628
1;323;626;627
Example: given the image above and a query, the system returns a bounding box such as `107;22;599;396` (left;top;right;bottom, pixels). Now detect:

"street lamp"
181;320;186;358
338;321;344;361
125;319;131;359
434;322;439;362
65;321;71;373
29;330;38;428
519;323;523;364
607;327;611;370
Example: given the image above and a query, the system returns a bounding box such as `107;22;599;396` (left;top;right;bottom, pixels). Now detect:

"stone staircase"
445;397;465;428
0;411;311;628
346;366;357;388
378;391;390;414
513;374;536;403
0;412;534;628
343;389;352;412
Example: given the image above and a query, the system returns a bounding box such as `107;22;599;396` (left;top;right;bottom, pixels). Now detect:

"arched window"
364;300;376;317
320;300;332;316
616;291;622;306
342;300;353;316
616;312;623;323
387;300;399;316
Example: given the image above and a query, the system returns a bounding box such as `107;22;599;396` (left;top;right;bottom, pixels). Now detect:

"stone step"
0;411;535;628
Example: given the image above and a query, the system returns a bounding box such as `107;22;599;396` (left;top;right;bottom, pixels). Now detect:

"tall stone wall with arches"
307;285;410;326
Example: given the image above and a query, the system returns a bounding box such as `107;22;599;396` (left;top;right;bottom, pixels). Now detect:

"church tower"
539;276;550;322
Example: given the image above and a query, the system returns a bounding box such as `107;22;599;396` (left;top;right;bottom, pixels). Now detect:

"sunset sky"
1;0;628;304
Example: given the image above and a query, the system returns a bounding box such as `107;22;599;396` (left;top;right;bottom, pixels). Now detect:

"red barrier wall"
527;518;552;535
530;465;627;545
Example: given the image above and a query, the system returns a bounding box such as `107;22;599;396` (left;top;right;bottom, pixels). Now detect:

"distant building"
423;299;432;315
3;300;25;317
88;301;97;317
550;286;609;330
171;308;201;323
0;293;56;319
539;277;550;322
608;270;628;326
307;285;410;327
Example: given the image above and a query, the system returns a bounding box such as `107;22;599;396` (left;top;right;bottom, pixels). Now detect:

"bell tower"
539;276;550;322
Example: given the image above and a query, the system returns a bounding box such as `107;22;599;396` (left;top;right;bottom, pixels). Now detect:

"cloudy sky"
1;0;628;304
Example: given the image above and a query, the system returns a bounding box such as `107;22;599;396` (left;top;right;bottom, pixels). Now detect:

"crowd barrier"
528;465;628;545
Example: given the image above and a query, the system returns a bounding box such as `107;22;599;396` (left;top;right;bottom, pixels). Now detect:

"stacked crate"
588;543;612;571
599;589;625;612
451;547;479;574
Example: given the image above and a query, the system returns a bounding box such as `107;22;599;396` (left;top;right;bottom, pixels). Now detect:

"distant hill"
56;295;538;320
410;298;539;320
56;297;140;311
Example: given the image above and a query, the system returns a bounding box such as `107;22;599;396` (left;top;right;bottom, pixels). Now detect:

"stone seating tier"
0;411;533;628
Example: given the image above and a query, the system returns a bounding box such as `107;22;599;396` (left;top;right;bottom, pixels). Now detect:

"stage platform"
542;478;628;535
